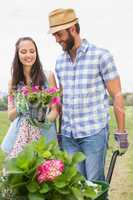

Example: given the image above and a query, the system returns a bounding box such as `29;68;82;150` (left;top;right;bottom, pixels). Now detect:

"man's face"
53;29;75;52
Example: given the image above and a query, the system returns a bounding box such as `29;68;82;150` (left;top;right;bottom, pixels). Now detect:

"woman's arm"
46;72;59;122
8;80;17;121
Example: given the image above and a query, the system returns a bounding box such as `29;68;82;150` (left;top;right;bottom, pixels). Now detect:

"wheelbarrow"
57;133;120;200
93;150;120;200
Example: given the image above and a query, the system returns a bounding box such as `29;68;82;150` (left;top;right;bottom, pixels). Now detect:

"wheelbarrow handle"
106;150;120;184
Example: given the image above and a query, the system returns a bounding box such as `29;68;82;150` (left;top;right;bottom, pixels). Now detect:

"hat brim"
48;19;78;34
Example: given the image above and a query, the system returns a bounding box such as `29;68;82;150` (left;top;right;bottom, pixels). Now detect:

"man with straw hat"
48;8;128;183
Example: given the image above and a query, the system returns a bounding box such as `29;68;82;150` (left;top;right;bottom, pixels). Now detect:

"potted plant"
0;137;101;200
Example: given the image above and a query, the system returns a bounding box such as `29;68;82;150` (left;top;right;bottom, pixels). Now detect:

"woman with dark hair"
1;37;59;158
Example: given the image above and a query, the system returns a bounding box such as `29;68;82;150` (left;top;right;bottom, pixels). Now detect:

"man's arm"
105;77;125;132
106;77;129;154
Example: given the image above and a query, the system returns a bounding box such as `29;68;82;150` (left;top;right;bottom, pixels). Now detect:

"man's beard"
64;30;75;53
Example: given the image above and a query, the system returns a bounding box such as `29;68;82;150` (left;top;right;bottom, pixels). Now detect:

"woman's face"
18;40;37;67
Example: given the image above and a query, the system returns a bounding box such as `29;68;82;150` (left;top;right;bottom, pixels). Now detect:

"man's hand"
114;131;129;155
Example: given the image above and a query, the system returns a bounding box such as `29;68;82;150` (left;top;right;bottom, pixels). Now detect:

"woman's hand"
46;106;59;122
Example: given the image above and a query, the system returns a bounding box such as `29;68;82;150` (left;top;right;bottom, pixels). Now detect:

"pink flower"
51;97;60;105
21;86;29;96
32;86;40;93
36;160;64;183
46;87;59;94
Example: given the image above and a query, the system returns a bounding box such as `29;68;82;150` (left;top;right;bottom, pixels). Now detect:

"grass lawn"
0;107;133;199
0;111;10;166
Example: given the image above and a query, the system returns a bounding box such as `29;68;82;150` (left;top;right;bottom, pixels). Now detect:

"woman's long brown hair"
11;37;46;90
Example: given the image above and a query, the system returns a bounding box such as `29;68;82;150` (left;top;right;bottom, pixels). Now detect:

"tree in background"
0;96;7;111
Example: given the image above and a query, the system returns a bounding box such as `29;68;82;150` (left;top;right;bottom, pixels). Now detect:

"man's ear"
69;25;76;34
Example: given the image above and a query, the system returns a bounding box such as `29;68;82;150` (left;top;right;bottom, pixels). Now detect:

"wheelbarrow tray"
93;180;109;200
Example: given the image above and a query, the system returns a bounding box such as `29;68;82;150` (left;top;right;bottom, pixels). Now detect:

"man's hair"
75;23;80;34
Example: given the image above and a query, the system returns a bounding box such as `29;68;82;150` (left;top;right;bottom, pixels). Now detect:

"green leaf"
64;166;78;182
42;150;52;159
27;179;40;193
54;166;78;188
55;151;72;165
16;144;35;170
34;157;44;167
45;139;59;152
82;186;97;198
54;173;68;188
12;181;28;188
40;183;50;193
71;152;86;165
34;136;46;154
5;158;24;174
70;172;85;185
9;174;23;185
71;187;84;200
55;187;71;195
28;192;44;200
54;179;67;188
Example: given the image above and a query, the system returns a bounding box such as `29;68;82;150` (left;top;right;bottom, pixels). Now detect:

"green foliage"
0;136;101;200
0;96;8;111
108;93;133;106
123;93;133;106
0;112;10;171
125;95;133;106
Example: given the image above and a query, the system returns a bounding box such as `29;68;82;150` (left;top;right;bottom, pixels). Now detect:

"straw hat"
48;8;78;34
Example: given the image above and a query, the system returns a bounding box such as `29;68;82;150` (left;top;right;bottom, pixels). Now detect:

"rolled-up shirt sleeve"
99;50;119;82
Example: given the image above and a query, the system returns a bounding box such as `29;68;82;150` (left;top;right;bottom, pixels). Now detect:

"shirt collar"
77;39;89;54
64;38;89;59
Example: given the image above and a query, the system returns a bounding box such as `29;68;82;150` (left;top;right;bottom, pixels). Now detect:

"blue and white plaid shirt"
56;39;119;138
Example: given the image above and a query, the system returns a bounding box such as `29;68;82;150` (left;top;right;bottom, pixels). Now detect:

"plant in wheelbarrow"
0;136;102;200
